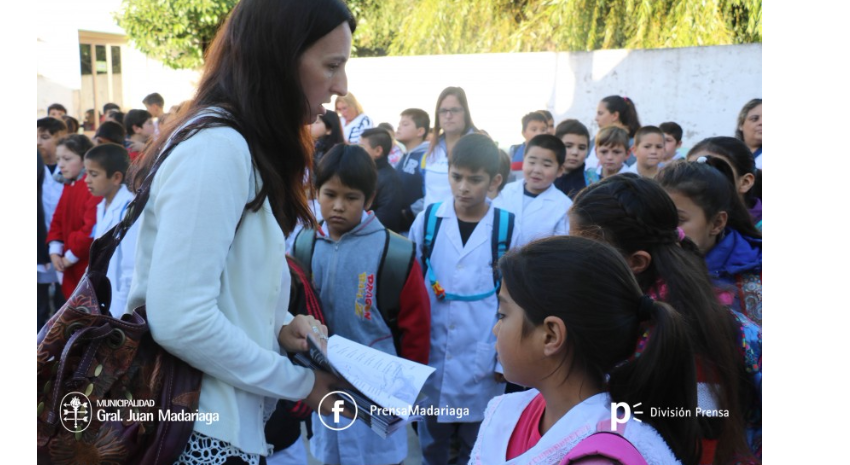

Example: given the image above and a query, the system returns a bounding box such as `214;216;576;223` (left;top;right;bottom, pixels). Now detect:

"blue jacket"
706;228;762;325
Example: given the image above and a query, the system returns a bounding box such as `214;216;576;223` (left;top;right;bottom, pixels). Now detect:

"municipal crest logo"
60;392;92;433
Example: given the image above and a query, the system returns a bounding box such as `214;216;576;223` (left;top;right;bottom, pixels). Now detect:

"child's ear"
541;316;567;357
489;173;503;191
416;127;426;139
626;250;652;274
556;162;566;177
364;191;377;211
710;211;728;237
676;140;683;149
111;170;124;186
738;173;755;195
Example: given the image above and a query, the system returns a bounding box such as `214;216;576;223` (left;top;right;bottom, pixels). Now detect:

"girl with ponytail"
570;173;761;464
470;236;699;465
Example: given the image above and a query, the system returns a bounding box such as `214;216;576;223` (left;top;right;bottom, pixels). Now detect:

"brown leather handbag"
36;116;236;464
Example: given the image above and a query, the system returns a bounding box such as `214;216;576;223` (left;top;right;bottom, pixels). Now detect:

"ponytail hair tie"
696;156;708;164
637;295;654;321
676;227;686;242
622;96;629;102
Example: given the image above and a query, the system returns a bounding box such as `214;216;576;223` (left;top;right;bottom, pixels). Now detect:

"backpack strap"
490;207;514;287
421;202;443;275
291;226;318;279
376;230;416;354
560;420;648;465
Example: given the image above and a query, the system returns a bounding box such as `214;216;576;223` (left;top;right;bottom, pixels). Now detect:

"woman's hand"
50;254;65;272
278;314;328;353
304;369;355;419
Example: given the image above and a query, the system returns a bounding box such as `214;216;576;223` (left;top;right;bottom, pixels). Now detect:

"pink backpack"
559;420;649;465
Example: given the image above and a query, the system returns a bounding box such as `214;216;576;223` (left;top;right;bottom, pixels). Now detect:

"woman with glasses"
422;86;478;208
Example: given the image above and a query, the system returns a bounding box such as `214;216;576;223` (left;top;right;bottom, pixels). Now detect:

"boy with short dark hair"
628;125;666;179
143;93;165;138
553;119;593;199
659;121;684;163
93;121;127;146
495;134;572;247
124;109;155;160
47;103;67;119
84;144;136;316
408;133;520;465
359;127;405;233
395;108;431;233
509;111;549;164
537;109;555;134
593;126;630;181
291;144;431;465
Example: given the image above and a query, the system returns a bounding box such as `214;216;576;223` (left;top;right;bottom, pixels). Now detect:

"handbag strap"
87;109;244;276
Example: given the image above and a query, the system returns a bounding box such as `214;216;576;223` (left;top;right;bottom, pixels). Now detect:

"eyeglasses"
438;107;464;117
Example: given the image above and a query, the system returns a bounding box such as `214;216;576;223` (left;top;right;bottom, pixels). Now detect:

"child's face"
493;282;544;387
523;146;563;195
318;175;370;240
596;144;627;176
522;120;548;143
144;103;163;118
84;159;121;198
561;134;589;172
547;119;555;135
49;109;66;119
56;145;84;180
358;139;382;160
138;118;155;138
396;116;422;146
310;118;330;139
666;189;724;254
662;133;681;160
634;133;664;169
449;165;499;211
37;129;61;159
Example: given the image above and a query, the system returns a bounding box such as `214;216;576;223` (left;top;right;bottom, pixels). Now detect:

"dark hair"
37;117;68;136
526;134;566;165
134;0;356;235
570;174;755;464
634;125;664;146
735;98;762;143
62;116;80;134
48;103;67;115
449;133;500;180
658;160;761;239
360;128;393;161
595;126;629;149
315;144;377;200
401;108;430;135
377;122;394;133
601;96;641;138
314;110;345;161
659;122;683;143
521;111;548;132
95;121;127;145
106;111;125;126
57;134;95;159
537;109;554;122
429;86;476;158
143;92;165;107
124;109;152;135
85;143;131;179
496;149;511;193
555;119;590;141
102;103;120;114
500;236;699;464
688;136;762;204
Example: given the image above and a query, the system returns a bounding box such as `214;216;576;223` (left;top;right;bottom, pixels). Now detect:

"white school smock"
408;200;521;423
470;389;681;465
493;182;572;248
93;184;137;318
127;123;315;455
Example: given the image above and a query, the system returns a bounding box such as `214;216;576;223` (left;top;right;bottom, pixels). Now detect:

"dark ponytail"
601;95;641;138
499;237;699;464
688;136;762;204
570;174;755;464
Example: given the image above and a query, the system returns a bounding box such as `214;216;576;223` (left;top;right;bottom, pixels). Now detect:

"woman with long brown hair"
126;1;356;463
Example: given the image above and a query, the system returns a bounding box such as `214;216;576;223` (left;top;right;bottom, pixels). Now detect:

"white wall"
343;44;762;150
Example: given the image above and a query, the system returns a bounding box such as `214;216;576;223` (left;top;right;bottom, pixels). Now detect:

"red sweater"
46;176;101;297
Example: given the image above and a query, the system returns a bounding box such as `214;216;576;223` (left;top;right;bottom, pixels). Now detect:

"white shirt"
127;123;314;455
93;184;137;318
341;113;372;144
493;182;572;248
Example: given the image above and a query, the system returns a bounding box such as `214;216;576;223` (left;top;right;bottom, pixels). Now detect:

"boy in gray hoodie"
292;144;431;465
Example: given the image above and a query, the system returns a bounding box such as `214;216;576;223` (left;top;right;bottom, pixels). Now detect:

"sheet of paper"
328;335;435;419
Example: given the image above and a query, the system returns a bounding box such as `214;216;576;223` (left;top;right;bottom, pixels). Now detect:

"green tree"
115;0;237;70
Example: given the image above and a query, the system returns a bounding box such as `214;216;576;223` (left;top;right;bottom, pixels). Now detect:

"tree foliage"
114;0;761;69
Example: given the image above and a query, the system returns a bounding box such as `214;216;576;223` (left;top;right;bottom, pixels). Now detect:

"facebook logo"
318;391;358;431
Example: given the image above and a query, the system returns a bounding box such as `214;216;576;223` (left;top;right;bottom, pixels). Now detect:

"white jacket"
493;182;571;248
470;389;681;465
92;184;137;318
127;124;315;455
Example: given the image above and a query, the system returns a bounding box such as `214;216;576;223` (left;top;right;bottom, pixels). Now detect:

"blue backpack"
420;202;514;301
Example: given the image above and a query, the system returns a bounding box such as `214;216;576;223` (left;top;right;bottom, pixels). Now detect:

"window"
78;32;125;130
